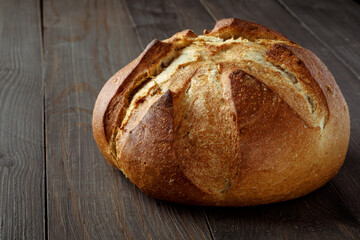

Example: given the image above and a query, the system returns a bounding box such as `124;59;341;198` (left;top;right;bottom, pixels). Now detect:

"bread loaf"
92;18;350;206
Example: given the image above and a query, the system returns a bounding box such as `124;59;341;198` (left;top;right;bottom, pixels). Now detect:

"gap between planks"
39;0;48;239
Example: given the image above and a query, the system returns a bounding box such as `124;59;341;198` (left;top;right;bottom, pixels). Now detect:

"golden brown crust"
92;18;350;206
206;18;290;41
119;90;214;204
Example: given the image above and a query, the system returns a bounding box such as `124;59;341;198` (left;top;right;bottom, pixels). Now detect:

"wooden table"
1;0;359;239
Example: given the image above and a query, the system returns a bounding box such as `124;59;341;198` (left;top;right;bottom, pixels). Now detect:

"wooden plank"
203;188;360;239
277;0;360;79
0;0;44;239
125;0;215;44
43;0;212;239
198;0;360;238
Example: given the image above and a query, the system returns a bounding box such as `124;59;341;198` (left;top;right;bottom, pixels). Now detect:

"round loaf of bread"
92;18;350;206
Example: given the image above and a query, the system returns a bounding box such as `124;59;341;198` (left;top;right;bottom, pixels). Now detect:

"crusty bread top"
93;18;342;165
92;18;349;205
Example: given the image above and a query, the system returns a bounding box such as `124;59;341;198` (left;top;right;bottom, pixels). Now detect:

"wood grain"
125;0;215;45
0;0;44;239
198;0;360;238
277;0;360;79
43;0;211;239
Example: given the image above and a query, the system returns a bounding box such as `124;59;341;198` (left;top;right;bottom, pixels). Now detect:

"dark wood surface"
0;0;359;239
0;0;44;239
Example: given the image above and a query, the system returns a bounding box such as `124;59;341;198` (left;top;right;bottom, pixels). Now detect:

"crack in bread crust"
105;41;193;161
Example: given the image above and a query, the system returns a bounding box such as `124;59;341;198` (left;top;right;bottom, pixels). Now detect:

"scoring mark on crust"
266;43;328;129
108;44;191;159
